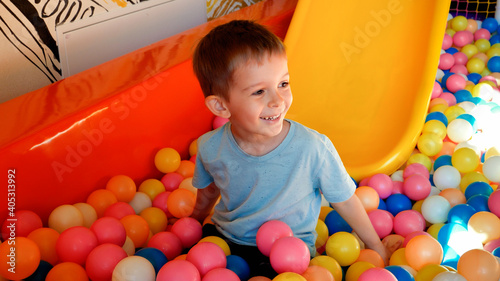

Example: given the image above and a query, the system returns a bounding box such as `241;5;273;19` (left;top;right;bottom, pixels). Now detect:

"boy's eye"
279;81;289;88
252;89;265;95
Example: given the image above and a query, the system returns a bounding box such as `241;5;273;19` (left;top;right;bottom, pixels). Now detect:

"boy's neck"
231;120;290;156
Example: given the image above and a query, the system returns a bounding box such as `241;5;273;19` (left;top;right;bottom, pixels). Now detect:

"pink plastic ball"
202;268;240;281
213;116;229;130
403;163;430;179
256;220;294;257
368;173;393;199
170;217;202;248
450;64;469;76
479;75;498;86
103;202;135;220
440;92;458;106
474;28;491;40
432;81;443;99
439;53;455;70
403;174;431;201
1;210;42;240
393;210;426;237
392;181;404;194
358;268;397;281
453;30;474;47
484;238;500;252
453;52;469;65
442;33;453;49
488;190;500;217
147;231;183;260
90;217;126;246
367;209;394;239
56;226;98;265
359;176;371;187
269;236;310;274
161;173;184;192
86;243;127;281
157;260;201;281
446;74;467;93
186;242;227;276
152;191;173;217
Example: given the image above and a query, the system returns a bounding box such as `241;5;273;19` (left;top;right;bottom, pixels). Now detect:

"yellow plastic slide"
284;0;451;181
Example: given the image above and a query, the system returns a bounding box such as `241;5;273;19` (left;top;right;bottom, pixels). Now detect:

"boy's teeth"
262;115;279;120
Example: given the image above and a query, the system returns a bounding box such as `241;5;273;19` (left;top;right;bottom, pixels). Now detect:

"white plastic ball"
483;156;500;183
447;119;474;143
433;165;461;190
421;195;451;224
432;271;467;281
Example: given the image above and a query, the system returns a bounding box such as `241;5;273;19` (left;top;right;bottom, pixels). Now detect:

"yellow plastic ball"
389;248;409;266
139;207;168;234
412;200;424;213
154;148;181;173
199;236;231;256
445;28;456;37
460;171;489;193
461;44;479;59
189;139;198;157
475;39;491;53
451;16;468;31
422;120;447;140
417;133;443;157
407;153;432;172
485;146;500;160
427;223;445;240
415;264;448;281
345;261;375;281
429;104;448;113
315;219;329;249
309;255;343;281
272;272;306;281
487;47;500;58
138;179;165;201
467;57;486;73
319;206;333;221
444;105;466;123
325;232;360;266
452;147;480;173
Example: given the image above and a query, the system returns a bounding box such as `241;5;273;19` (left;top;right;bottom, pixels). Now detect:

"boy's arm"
330;194;399;265
191;182;220;222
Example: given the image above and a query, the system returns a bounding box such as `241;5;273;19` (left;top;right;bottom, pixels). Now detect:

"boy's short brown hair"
193;20;286;100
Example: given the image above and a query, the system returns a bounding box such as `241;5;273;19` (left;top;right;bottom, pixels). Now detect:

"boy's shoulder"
288;119;331;145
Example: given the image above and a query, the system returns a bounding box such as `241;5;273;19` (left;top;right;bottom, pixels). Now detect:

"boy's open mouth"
261;114;281;121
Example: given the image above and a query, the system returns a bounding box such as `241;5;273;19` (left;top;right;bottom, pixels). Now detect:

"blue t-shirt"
192;119;356;254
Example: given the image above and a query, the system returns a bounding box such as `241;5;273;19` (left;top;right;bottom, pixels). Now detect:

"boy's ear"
205;95;231;119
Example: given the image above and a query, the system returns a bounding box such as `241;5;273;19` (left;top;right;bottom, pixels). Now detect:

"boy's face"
224;53;292;141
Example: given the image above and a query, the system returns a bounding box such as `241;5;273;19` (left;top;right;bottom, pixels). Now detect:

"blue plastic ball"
378;197;387;210
425;111;448;126
445;47;459;55
434;155;452;171
467;73;482;84
324;210;352;234
487;56;500;72
492;247;500;258
482;18;498;33
466;194;490;212
385;265;415;281
226;255;250;280
464;181;494;200
447;203;477;226
490;34;500;45
456;113;476;129
24;260;53;281
135;247;168;274
385;194;412;216
454;89;473;103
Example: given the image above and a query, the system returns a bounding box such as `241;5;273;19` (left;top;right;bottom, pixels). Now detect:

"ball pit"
2;7;500;281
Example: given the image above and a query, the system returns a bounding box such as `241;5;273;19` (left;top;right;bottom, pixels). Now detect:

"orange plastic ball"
106;175;137;202
457;249;500;281
355;186;380;212
46;262;89;281
179;177;197;194
87;189;118;217
0;237;40;280
167;188;196;218
120;215;150;248
73;202;98;228
405;235;443;271
467;211;500;244
439;188;466;207
27;227;60;265
139;207;168;234
189;139;198;157
356;249;385;268
48;204;84;233
302;265;334;281
176;160;195;178
155;148;181;173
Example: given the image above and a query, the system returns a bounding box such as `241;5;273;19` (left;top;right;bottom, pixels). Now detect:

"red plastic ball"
86;243;127;281
90;217;127;246
56;226;98;265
